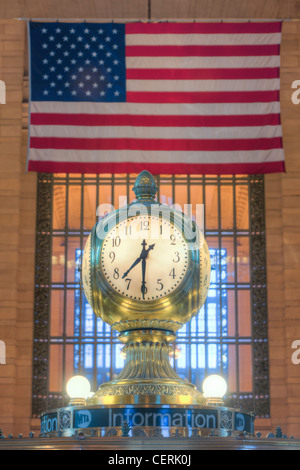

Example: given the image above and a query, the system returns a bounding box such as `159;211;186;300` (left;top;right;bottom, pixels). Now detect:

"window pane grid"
32;173;269;418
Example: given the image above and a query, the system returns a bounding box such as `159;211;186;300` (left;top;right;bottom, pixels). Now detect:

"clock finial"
132;170;158;200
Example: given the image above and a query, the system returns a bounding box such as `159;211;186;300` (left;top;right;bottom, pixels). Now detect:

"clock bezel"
90;202;201;316
99;212;190;303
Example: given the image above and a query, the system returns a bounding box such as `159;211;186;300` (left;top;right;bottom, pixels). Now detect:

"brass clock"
82;170;211;406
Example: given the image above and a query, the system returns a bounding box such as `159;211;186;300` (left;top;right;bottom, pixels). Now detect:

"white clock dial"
100;215;189;301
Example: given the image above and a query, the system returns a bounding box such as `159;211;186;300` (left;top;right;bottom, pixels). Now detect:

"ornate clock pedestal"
40;171;255;439
89;328;205;406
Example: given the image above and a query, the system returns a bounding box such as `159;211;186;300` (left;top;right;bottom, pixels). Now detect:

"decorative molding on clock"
95;383;202;398
111;319;183;332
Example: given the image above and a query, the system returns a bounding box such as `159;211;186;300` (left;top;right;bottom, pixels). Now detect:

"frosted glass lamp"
202;375;227;406
66;375;91;406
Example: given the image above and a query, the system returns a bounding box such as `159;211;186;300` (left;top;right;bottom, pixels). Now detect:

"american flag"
27;21;285;175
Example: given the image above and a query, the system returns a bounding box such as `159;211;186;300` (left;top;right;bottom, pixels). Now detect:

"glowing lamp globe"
202;375;227;403
66;375;91;402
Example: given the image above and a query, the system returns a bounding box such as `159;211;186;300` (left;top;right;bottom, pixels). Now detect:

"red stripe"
126;67;280;80
27;160;286;175
126;22;282;35
30;137;282;151
127;90;280;103
30;113;281;127
126;45;280;57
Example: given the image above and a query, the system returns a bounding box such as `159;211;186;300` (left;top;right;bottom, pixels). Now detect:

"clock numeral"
125;225;132;236
109;251;115;263
169;268;176;279
140;220;149;231
113;267;119;279
173;251;180;263
112;236;121;247
156;279;164;291
170;234;176;245
125;278;131;290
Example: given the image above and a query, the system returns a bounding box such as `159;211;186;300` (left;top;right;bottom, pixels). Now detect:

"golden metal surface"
82;171;211;406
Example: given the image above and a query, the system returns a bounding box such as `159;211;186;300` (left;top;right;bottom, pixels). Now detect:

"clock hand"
122;240;155;280
141;258;147;300
122;255;142;279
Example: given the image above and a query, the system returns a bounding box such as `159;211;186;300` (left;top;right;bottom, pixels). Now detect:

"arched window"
32;173;269;418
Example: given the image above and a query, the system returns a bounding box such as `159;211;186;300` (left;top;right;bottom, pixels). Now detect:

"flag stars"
38;24;125;102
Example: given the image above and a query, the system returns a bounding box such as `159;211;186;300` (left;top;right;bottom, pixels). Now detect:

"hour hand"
122;256;142;279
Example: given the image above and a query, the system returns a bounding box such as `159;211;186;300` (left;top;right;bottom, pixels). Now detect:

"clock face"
100;215;189;301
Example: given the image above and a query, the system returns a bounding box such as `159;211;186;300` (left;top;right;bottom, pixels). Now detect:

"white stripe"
30;125;282;140
29;148;285;164
126;56;281;69
127;78;280;92
31;101;281;116
126;33;282;46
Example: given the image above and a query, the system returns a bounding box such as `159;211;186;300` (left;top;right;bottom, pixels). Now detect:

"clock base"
88;328;206;406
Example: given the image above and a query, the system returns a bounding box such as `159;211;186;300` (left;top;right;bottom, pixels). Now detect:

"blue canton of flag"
29;22;126;102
